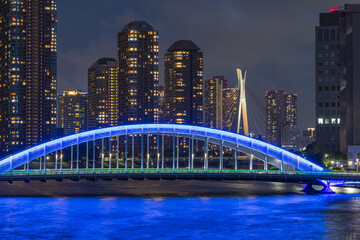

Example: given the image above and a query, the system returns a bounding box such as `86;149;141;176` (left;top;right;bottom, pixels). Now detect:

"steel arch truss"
0;124;324;172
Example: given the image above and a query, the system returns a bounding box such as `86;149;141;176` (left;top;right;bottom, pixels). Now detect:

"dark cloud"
57;0;358;132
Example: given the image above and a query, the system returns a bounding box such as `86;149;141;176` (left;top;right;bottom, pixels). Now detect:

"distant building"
164;40;204;125
301;128;316;150
281;125;300;151
223;87;239;133
58;90;87;135
158;85;165;123
315;8;340;153
347;145;360;171
204;76;228;129
265;90;298;148
0;0;57;156
88;58;118;129
117;21;159;124
339;4;360;152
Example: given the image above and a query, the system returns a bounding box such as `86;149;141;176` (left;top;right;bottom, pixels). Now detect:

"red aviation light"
330;8;339;13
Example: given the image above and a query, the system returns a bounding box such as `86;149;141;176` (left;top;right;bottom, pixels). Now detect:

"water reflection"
0;194;358;239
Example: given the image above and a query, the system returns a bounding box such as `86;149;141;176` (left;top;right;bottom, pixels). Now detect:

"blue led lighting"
0;124;325;172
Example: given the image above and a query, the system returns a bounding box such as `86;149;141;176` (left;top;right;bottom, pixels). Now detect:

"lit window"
318;118;323;124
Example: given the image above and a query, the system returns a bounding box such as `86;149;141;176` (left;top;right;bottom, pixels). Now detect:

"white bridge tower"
236;68;249;136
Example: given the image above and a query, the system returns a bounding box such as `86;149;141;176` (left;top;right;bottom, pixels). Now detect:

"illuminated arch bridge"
1;124;323;173
3;124;360;193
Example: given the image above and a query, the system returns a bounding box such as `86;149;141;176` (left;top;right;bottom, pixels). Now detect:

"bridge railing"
0;168;356;177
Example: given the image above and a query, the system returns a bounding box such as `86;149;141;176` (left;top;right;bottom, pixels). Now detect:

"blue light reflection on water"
0;195;359;239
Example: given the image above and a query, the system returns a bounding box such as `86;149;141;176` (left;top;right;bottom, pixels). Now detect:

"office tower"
164;40;203;125
0;0;57;156
265;90;298;147
58;90;87;135
339;4;360;152
204;76;227;129
315;8;340;153
117;21;159;124
88;58;118;129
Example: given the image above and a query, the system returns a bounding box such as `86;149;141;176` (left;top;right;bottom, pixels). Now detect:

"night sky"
57;0;357;133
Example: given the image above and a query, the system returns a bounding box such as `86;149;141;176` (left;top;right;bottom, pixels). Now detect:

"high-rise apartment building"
223;87;239;133
58;90;87;135
88;58;118;129
315;9;340;153
266;90;298;147
164;40;204;125
339;4;360;152
117;21;159;124
0;0;57;156
204;76;227;129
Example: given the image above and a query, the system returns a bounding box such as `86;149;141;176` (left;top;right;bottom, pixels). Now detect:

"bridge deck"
2;169;360;185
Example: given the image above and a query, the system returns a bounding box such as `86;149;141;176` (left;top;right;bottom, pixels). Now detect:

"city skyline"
57;0;359;131
1;2;360;239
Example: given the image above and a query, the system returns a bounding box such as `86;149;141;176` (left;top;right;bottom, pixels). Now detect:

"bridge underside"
2;169;360;193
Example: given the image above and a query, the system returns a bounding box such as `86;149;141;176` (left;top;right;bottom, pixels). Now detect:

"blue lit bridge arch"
0;124;324;173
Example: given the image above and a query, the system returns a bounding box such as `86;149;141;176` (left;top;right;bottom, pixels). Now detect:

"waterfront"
0;190;359;239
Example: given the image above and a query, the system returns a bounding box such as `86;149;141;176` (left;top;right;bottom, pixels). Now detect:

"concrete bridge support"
302;180;335;194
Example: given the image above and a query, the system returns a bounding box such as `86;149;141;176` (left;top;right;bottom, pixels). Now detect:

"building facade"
315;9;341;153
266;90;298;147
281;125;301;152
88;58;118;130
204;76;227;129
223;87;239;133
301;128;316;150
164;40;204;125
58;90;87;135
339;4;360;153
117;21;159;124
0;0;57;156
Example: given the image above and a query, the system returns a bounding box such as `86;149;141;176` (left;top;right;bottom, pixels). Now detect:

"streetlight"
356;158;359;173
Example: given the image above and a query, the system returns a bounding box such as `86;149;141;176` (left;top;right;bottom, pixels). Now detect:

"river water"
0;191;359;239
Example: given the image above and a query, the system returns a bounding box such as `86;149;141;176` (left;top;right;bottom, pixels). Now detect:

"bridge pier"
319;180;335;194
302;181;335;194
